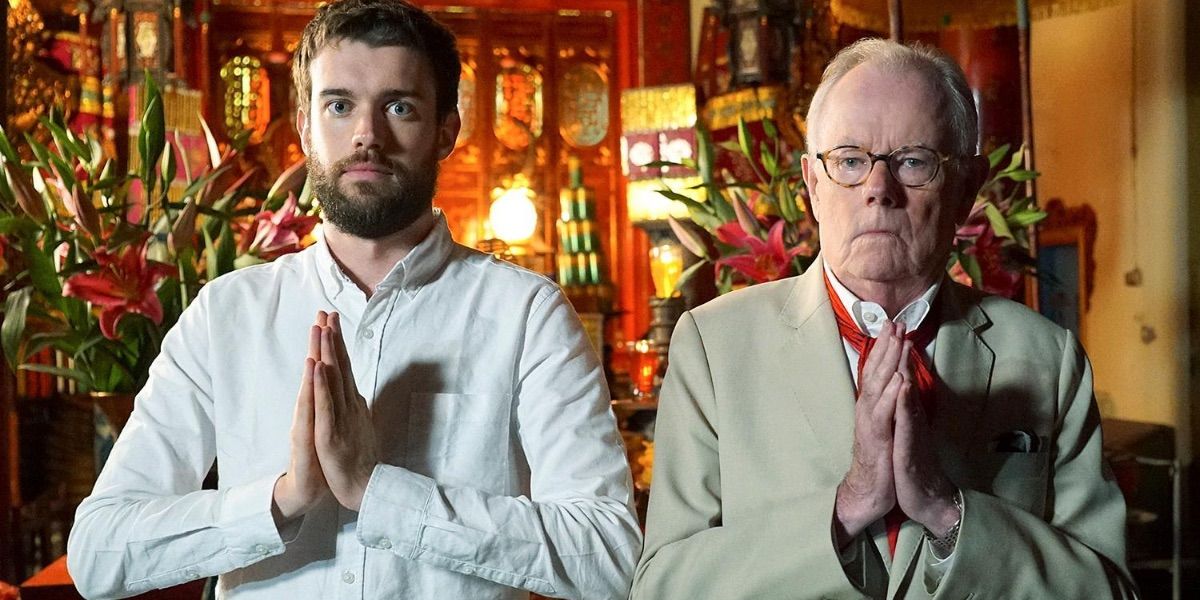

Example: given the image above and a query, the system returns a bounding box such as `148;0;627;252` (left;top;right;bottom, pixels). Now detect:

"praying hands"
273;311;379;524
833;320;959;548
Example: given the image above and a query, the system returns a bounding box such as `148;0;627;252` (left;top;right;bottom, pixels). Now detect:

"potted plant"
655;117;1045;298
0;76;316;400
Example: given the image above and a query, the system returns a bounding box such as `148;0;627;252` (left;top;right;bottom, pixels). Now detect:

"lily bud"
267;159;307;205
3;160;47;221
169;198;198;254
53;163;101;239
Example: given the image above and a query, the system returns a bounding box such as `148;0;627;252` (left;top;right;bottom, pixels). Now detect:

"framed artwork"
1036;199;1097;343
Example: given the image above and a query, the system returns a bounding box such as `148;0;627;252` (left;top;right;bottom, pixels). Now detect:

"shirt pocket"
406;392;512;493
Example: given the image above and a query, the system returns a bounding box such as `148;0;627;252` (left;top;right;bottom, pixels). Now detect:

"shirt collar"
313;209;455;298
822;262;941;339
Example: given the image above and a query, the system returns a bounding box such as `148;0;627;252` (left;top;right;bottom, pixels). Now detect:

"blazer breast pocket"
969;449;1051;517
406;392;512;492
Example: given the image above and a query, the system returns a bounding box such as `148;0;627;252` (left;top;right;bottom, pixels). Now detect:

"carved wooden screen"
204;2;620;274
431;8;620;257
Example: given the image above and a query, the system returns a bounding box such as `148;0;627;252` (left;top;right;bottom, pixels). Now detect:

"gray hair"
805;38;979;157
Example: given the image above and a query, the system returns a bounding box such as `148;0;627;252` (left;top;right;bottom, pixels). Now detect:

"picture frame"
1036;199;1097;344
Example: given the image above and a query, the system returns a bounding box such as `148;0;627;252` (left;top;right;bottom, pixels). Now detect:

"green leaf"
736;117;753;161
696;124;715;184
704;183;735;223
762;119;778;140
215;220;237;276
25;133;52;168
673;260;708;295
174;131;192;184
0;123;20;165
959;253;984;289
1;288;32;370
47;153;76;191
19;363;92;389
1010;210;1048;226
983;202;1015;239
43;117;87;161
203;227;220;281
986;144;1011;169
141;91;166;190
198;112;223;169
1005;145;1026;173
654;188;707;213
715;141;743;153
0;215;38;236
1007;170;1039;182
716;266;734;295
160;140;177;186
22;235;63;298
759;142;778;179
777;180;800;222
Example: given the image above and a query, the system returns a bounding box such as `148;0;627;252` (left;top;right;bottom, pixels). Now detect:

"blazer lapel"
779;258;858;474
888;283;995;599
930;284;995;473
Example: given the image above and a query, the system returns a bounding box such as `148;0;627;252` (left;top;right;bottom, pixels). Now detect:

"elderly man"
67;1;640;598
632;39;1136;599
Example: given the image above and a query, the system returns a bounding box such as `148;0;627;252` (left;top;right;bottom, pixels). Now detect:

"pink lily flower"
713;219;810;284
62;236;177;339
240;192;319;260
967;227;1022;298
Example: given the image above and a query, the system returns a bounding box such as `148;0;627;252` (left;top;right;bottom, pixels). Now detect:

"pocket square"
990;429;1042;453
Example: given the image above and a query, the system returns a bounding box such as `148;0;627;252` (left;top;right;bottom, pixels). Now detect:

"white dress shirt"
67;212;642;600
823;265;957;588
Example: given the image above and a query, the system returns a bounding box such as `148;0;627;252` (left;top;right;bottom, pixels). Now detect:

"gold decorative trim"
620;84;696;134
702;86;785;131
829;0;1122;33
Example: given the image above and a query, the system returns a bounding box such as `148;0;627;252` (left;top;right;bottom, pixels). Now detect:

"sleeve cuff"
355;463;436;558
217;474;289;565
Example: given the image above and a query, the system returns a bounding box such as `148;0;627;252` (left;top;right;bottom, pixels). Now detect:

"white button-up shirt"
67;212;642;599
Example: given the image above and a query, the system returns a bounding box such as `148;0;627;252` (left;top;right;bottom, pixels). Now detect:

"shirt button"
185;568;199;579
379;539;392;549
864;312;878;323
342;570;356;584
362;329;375;339
254;544;268;554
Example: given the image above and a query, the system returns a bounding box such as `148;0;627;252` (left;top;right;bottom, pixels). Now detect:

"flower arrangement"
0;77;316;393
656;118;1044;298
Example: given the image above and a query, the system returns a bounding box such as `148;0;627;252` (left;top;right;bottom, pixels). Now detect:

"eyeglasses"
815;145;954;188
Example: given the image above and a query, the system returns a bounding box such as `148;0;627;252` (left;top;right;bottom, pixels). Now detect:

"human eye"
831;151;868;171
325;100;351;116
387;101;414;117
895;149;934;171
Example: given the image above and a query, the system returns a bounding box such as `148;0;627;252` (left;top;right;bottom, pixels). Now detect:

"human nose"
352;111;383;150
860;156;901;207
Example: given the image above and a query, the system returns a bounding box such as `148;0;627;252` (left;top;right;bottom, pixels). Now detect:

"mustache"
333;151;399;175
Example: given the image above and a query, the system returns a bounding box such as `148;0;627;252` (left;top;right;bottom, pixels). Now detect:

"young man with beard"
66;1;641;598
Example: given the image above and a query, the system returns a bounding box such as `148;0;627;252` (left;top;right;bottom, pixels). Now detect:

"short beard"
308;149;438;239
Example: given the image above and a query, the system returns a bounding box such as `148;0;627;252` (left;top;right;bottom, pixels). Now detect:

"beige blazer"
631;257;1136;600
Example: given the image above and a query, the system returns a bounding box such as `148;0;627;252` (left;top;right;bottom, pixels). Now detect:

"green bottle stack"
556;156;612;315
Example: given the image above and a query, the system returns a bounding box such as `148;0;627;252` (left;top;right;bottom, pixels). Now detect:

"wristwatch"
924;488;963;560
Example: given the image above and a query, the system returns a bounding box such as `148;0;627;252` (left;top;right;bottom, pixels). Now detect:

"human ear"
802;153;822;224
435;110;462;160
296;108;310;155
